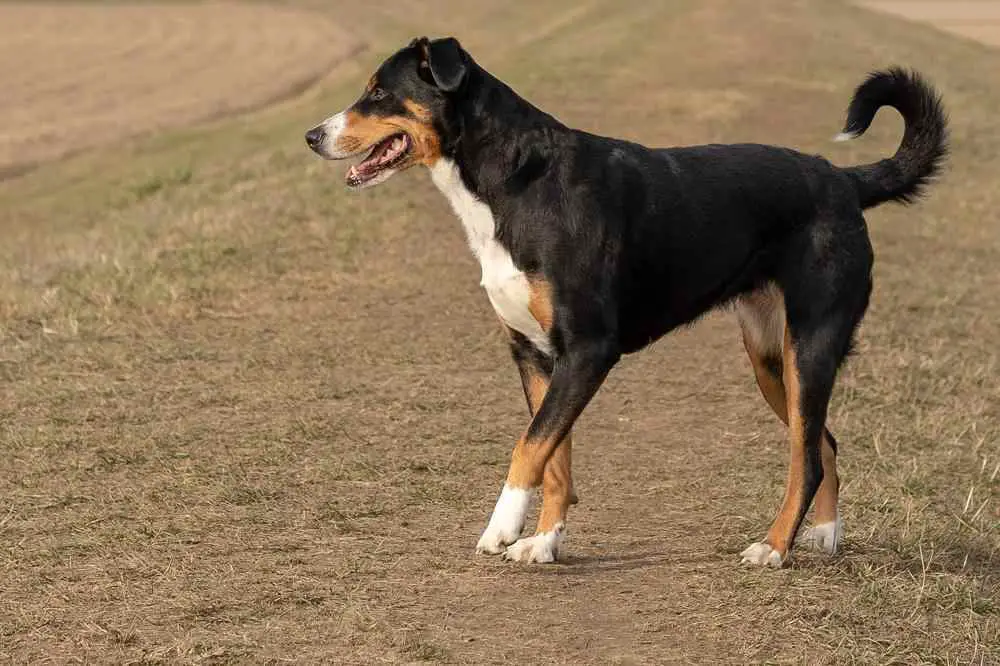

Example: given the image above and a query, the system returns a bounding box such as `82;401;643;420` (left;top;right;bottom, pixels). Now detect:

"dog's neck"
442;63;565;203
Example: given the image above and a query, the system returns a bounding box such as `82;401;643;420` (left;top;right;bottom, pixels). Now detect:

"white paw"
476;526;520;555
475;485;531;555
502;525;564;564
740;541;785;568
800;514;842;555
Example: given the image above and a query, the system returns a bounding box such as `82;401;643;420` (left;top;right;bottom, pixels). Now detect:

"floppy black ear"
419;37;467;92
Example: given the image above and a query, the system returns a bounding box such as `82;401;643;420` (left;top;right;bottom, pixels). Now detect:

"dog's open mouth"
346;133;411;188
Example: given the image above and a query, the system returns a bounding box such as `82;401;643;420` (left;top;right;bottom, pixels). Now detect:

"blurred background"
1;1;997;663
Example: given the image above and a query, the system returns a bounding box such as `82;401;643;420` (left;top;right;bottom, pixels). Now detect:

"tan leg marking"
520;365;575;534
745;347;788;422
813;438;839;525
763;325;808;557
739;292;839;546
498;366;573;563
506;436;556;488
527;277;554;333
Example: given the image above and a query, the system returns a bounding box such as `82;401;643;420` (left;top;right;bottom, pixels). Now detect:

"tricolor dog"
305;38;947;566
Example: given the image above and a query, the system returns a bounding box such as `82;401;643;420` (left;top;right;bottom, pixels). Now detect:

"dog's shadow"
554;549;725;574
562;551;669;571
555;536;998;581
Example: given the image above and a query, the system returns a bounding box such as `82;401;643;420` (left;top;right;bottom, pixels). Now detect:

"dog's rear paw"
800;515;842;555
502;526;563;564
740;541;785;568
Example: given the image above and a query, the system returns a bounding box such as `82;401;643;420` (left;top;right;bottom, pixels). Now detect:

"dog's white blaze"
475;484;532;554
318;111;349;158
430;158;553;355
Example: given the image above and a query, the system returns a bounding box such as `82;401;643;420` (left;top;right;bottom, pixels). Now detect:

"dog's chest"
430;160;552;355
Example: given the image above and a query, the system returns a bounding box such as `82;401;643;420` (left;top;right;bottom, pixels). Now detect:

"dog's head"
305;37;468;189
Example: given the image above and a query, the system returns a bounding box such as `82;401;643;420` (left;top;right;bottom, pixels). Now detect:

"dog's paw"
740;541;785;568
800;515;842;555
475;485;531;555
502;526;563;564
476;525;521;555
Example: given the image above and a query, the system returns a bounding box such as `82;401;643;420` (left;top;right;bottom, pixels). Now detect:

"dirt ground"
0;0;997;664
0;2;360;178
861;2;1000;46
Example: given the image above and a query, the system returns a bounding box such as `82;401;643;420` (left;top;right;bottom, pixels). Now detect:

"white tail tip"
833;131;860;143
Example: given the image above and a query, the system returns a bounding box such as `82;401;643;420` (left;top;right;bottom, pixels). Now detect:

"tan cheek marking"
344;103;441;168
401;100;442;166
528;277;554;332
403;99;433;122
339;110;398;154
334;110;367;153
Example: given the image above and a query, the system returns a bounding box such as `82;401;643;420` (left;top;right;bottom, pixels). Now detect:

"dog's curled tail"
836;67;948;209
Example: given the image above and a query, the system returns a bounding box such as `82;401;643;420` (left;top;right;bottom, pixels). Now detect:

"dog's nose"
305;127;325;149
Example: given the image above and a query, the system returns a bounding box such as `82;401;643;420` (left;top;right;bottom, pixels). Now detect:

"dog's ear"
417;37;467;92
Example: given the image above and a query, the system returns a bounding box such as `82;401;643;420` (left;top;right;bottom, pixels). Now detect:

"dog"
305;37;947;566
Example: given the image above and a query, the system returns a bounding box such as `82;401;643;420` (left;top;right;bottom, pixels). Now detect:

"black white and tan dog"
305;38;947;566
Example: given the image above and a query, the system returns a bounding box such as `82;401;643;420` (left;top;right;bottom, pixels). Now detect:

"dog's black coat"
308;38;947;561
414;42;946;363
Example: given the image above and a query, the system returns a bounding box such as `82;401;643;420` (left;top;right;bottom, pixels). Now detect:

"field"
0;2;359;178
861;1;1000;46
1;0;997;663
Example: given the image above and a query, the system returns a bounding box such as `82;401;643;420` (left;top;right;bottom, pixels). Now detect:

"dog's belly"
430;158;552;355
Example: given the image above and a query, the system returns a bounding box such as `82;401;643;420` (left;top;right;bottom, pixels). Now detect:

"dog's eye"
370;87;387;101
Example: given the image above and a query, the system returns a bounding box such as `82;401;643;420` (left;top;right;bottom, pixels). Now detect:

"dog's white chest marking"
430;159;552;355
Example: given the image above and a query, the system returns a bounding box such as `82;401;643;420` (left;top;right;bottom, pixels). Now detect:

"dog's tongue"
347;135;408;183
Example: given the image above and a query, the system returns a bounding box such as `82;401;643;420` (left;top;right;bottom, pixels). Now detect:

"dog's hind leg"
737;287;843;556
737;228;869;566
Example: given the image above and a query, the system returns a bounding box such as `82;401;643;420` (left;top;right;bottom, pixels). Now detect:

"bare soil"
0;0;997;664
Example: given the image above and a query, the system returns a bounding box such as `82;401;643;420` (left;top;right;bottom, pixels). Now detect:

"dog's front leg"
476;337;619;563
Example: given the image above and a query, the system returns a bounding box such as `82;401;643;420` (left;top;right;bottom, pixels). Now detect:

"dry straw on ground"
0;0;997;663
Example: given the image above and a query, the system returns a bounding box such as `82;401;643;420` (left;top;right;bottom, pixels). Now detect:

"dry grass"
0;0;997;663
0;2;361;177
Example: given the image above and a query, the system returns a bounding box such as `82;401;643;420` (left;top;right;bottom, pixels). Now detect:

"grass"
0;2;360;175
1;0;998;663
